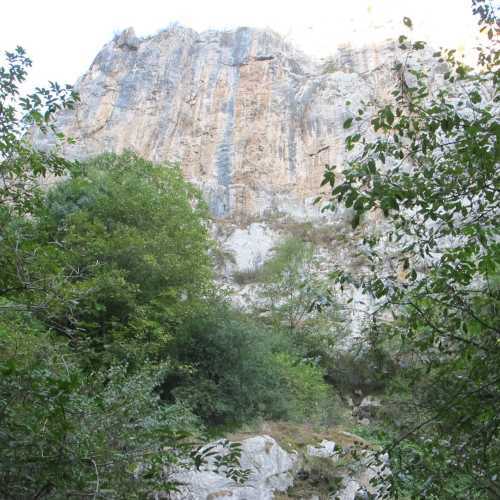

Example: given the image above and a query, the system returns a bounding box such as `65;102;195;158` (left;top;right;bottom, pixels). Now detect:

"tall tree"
320;1;499;497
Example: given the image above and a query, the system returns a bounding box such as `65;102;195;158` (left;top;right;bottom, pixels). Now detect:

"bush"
0;310;201;499
1;152;215;366
232;264;264;285
162;303;335;426
163;304;285;425
324;345;398;399
273;352;337;424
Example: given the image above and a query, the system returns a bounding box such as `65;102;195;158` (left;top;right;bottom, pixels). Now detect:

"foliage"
1;152;214;366
325;341;398;398
0;310;209;499
0;46;78;215
273;352;334;423
256;238;348;379
260;238;333;331
163;302;331;426
0;49;251;498
320;2;500;497
0;147;252;497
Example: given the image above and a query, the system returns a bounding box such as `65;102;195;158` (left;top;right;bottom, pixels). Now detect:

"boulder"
168;435;298;499
306;440;339;460
157;431;390;500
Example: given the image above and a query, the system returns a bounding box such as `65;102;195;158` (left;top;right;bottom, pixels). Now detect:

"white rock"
332;451;391;500
359;396;382;409
224;223;278;271
332;477;363;500
169;435;298;500
306;440;339;459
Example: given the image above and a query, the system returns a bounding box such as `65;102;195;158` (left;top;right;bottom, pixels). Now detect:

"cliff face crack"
254;55;275;61
309;145;330;157
214;65;240;216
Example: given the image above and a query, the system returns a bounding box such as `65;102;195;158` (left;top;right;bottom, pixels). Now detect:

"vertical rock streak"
32;25;405;217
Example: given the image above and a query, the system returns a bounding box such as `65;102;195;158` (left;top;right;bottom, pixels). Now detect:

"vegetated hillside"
31;24;445;328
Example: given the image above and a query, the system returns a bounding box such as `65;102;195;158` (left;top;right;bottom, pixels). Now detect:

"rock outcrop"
162;433;389;499
32;24;407;218
31;24;445;333
168;435;298;499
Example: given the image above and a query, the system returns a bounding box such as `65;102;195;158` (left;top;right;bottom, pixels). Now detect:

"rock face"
164;434;389;500
31;23;444;331
223;222;278;271
169;435;298;500
32;24;404;218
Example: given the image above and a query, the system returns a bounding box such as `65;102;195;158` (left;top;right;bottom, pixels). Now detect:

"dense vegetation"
320;1;499;497
0;151;342;496
1;1;498;498
0;49;339;497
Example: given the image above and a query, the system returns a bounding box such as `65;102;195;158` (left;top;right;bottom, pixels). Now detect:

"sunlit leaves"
0;47;79;215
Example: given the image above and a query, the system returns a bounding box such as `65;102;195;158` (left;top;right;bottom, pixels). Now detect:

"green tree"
259;238;344;335
320;1;499;497
1;152;215;365
260;238;318;331
0;51;247;498
257;238;347;374
164;301;333;426
0;309;205;499
0;46;78;215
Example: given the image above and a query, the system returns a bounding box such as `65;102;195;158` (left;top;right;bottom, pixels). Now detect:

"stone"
333;477;364;500
168;435;298;499
32;25;438;218
223;222;278;271
29;24;443;337
156;432;391;500
306;440;340;459
115;27;140;50
331;450;390;500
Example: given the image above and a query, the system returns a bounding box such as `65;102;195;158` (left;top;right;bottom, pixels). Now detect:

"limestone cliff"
32;25;407;218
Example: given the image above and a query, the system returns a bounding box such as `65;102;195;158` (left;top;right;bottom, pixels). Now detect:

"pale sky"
1;0;480;92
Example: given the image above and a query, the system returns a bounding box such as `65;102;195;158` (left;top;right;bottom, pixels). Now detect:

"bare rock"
306;440;340;460
31;25;421;218
169;435;298;499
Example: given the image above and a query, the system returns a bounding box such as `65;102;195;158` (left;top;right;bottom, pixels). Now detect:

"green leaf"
403;17;413;29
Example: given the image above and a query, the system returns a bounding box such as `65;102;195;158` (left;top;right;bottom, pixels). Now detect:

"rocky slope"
32;25;410;218
164;428;388;500
32;24;445;332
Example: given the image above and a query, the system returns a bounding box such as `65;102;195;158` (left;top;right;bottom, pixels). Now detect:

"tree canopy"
0;46;78;215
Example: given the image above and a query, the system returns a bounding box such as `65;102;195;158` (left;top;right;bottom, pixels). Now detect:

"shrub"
163;303;336;426
0;310;201;499
163;304;287;425
232;264;264;285
273;353;337;424
1;152;215;366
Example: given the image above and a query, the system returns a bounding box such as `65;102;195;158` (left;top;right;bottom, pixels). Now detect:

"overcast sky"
1;0;479;92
